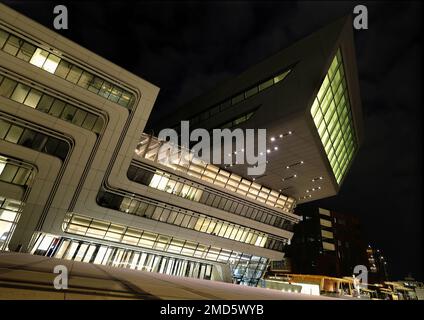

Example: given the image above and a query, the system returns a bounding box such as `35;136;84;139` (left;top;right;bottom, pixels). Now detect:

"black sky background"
3;1;422;280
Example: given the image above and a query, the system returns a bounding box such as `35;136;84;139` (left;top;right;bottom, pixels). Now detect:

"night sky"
3;1;422;280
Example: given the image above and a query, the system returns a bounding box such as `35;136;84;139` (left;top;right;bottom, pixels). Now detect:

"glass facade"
0;73;103;133
172;68;291;130
136;133;296;213
0;197;23;251
97;188;288;251
59;213;268;285
0;117;70;160
0;155;34;186
310;49;357;184
128;163;296;232
0;27;135;109
32;233;215;281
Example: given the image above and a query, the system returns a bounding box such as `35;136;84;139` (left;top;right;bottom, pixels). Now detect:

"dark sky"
3;1;422;280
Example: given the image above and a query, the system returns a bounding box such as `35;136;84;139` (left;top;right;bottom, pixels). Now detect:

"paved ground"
0;251;336;300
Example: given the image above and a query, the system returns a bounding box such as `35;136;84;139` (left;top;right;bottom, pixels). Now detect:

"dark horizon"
3;0;422;280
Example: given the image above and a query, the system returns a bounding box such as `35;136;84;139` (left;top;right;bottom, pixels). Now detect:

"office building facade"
284;205;368;277
0;4;362;286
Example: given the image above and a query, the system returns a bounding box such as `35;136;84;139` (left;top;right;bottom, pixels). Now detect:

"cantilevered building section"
151;15;364;204
0;3;301;286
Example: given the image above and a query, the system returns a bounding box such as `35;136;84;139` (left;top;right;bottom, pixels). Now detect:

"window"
0;164;18;183
0;78;18;98
99;81;113;98
37;95;54;112
82;114;97;130
49;100;66;117
258;79;273;91
42;54;61;73
61;104;77;122
66;65;83;83
232;93;244;105
24;89;42;108
17;42;36;62
55;60;72;78
29;48;49;68
72;109;87;126
3;35;22;55
77;72;94;89
0;120;10;139
0;30;9;48
18;129;36;147
245;86;258;98
88;77;103;94
5;125;23;143
10;83;30;103
13;167;31;185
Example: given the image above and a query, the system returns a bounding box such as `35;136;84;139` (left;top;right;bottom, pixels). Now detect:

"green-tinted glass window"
310;49;357;185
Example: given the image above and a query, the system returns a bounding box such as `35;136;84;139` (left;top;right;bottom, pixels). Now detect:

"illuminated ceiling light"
267;149;271;153
288;131;292;135
306;190;309;193
234;151;237;154
227;153;231;157
241;148;244;152
300;160;304;164
279;189;282;192
252;178;256;181
294;174;297;178
260;152;264;156
286;166;290;169
320;176;323;180
318;186;321;190
270;137;275;141
274;146;278;150
279;134;283;138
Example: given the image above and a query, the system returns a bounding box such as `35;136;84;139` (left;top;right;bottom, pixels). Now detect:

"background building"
284;205;368;278
366;245;390;283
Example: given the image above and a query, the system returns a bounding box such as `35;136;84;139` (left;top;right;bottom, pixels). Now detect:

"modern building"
0;3;363;286
283;206;368;278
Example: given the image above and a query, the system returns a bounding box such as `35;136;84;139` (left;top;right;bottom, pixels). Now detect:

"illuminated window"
29;48;49;68
42;54;61;74
310;49;357;184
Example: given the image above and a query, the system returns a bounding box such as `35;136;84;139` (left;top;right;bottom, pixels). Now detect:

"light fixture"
274;146;278;150
288;131;292;135
279;134;283;138
267;149;271;153
270;137;275;141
